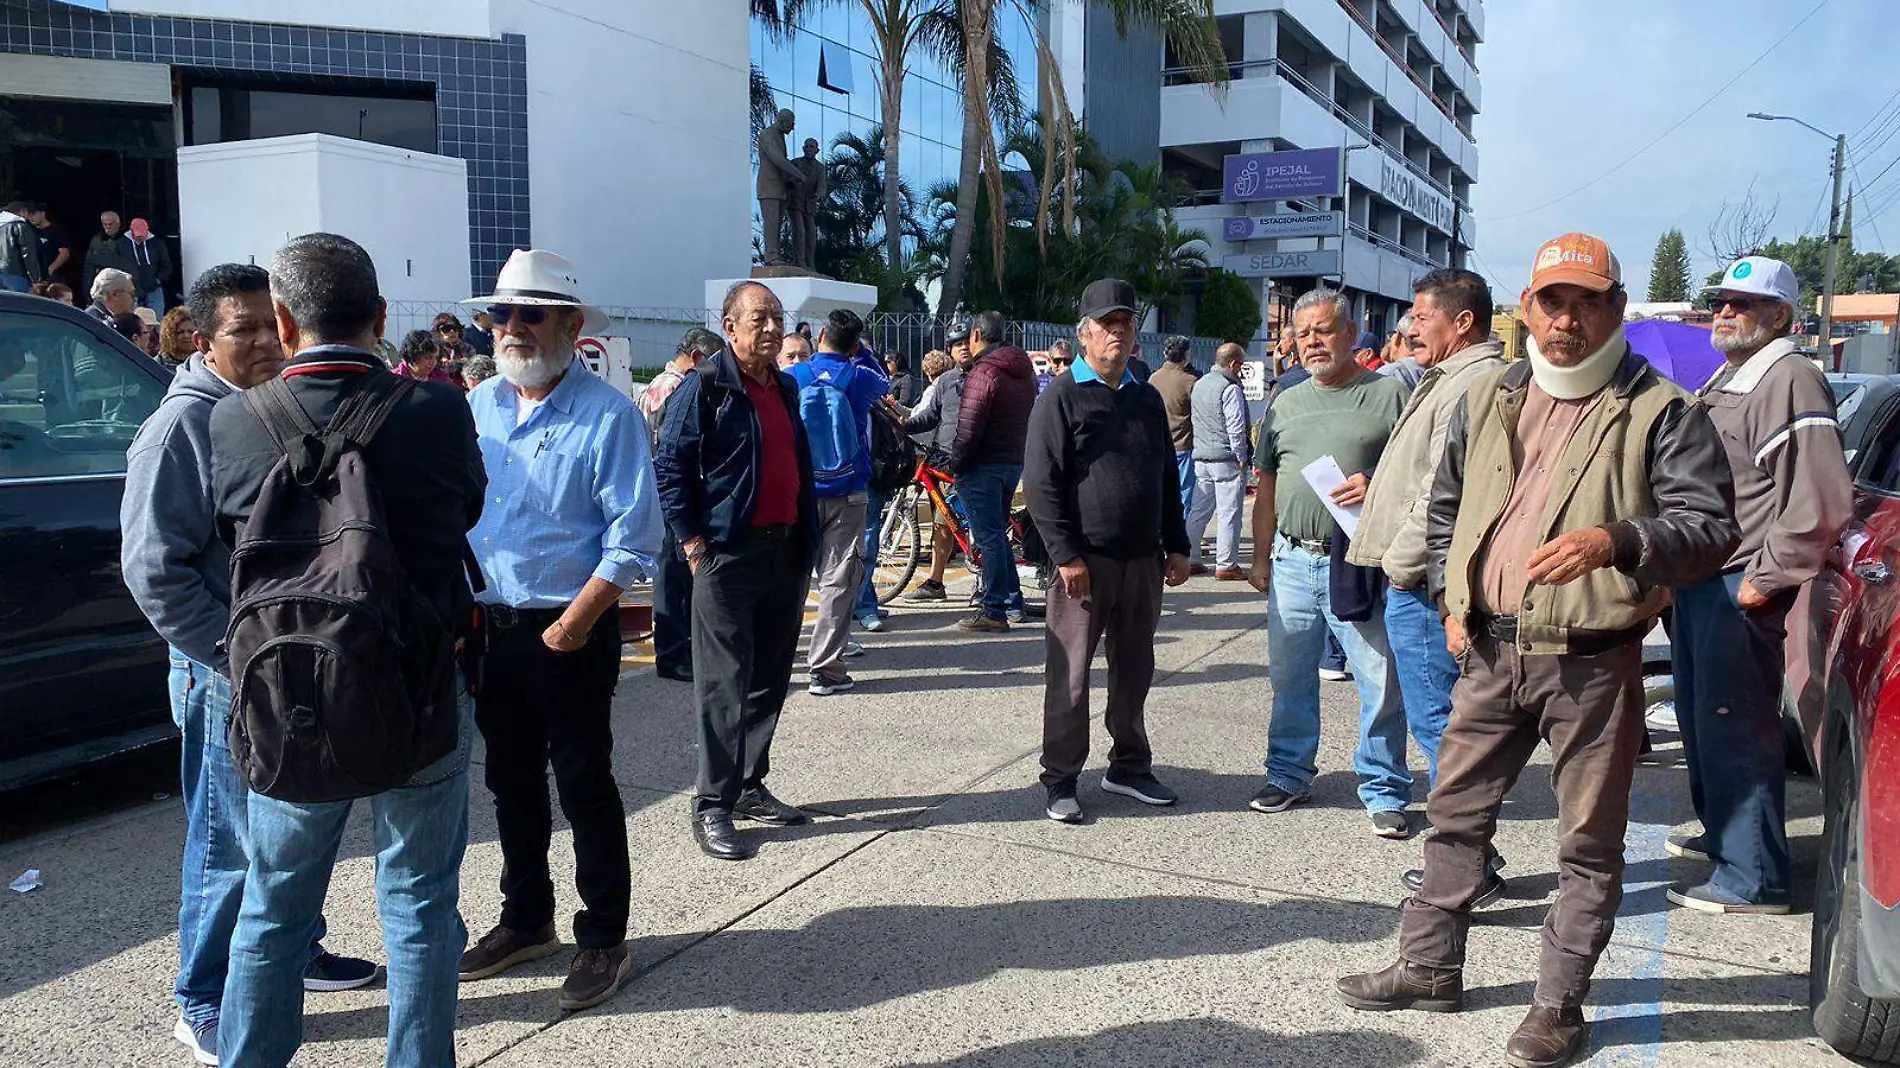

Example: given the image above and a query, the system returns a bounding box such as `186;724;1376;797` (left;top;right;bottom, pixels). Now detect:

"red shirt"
745;371;802;527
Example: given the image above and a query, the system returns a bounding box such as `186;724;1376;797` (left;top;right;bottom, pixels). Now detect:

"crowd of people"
111;224;1851;1068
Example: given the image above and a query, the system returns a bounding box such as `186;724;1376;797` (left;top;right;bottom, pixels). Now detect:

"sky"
1470;0;1896;302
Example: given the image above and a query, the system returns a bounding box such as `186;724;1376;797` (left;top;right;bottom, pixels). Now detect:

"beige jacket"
1346;340;1505;589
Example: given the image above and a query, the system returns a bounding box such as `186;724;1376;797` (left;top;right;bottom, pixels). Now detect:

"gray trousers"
1185;459;1246;570
1040;553;1162;786
807;494;868;683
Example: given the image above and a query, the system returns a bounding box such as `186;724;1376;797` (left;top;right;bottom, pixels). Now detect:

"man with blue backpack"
790;309;889;696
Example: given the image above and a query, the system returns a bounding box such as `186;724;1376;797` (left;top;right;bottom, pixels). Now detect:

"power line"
1466;248;1511;297
1479;0;1835;223
1848;157;1888;251
1854;96;1900;155
1852;88;1900;140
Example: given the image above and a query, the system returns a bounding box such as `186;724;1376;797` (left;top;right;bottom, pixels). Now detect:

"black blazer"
210;345;487;627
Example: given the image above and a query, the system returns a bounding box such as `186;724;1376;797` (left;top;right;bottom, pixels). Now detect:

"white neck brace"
1526;326;1626;400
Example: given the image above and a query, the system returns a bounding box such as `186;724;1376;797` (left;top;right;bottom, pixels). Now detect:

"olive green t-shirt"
1254;370;1409;543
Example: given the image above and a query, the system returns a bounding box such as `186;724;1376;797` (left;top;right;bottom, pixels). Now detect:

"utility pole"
1819;133;1846;370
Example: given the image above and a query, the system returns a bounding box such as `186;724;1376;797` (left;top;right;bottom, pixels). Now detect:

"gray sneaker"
1665;834;1712;862
1045;781;1084;824
1369;809;1413;839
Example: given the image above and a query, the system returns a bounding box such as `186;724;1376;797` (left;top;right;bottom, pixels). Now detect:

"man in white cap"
456;249;663;1011
1665;256;1853;916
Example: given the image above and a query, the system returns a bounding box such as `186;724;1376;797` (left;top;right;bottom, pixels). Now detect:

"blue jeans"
1384;587;1457;790
168;651;324;1029
0;273;32;293
1264;537;1409;810
855;487;887;618
958;461;1023;620
220;689;473;1068
1673;571;1791;903
142;288;166;315
1175;450;1195;523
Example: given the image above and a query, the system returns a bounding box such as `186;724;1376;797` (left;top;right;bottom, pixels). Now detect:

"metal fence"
388;301;1227;374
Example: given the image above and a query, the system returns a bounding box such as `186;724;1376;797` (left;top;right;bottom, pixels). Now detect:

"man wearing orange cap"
1336;233;1739;1068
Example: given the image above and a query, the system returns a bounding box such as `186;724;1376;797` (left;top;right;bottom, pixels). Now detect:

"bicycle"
868;455;1052;604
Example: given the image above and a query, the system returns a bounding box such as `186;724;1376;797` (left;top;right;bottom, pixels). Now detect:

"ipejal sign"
1221;147;1345;204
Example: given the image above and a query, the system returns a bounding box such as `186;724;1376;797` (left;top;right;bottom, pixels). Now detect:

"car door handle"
1853;562;1893;584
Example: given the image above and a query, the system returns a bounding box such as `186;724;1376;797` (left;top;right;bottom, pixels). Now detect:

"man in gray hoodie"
121;263;377;1067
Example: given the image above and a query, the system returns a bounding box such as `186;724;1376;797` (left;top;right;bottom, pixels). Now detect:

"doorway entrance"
0;97;177;301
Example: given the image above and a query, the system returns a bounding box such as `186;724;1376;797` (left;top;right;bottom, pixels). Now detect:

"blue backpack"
797;362;864;492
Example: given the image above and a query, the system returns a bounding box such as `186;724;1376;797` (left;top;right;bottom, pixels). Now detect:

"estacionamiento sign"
1378;157;1455;234
1222;212;1344;243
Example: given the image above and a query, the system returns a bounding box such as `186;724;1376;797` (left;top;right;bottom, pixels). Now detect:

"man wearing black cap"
1024;279;1192;823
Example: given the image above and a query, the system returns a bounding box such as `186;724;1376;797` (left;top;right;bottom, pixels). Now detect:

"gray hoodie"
121;355;235;671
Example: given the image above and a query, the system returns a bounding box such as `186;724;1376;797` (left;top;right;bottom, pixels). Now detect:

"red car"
1808;378;1900;1062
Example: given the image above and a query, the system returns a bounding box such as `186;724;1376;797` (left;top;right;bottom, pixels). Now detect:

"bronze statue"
756;109;802;266
789;137;828;271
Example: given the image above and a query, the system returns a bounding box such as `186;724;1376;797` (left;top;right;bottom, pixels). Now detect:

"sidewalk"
0;566;1831;1067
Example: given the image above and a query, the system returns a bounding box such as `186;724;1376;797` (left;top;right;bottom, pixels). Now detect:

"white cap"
1704;256;1799;308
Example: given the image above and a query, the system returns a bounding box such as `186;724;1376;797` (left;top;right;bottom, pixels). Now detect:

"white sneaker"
173;1016;219;1066
1318;667;1353;682
809;675;855;696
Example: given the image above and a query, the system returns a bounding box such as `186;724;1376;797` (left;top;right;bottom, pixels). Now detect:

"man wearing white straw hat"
456;249;663;1012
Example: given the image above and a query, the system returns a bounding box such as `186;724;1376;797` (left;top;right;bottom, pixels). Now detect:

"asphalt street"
0;558;1843;1067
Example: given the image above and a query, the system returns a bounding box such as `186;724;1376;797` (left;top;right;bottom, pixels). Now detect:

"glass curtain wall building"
751;6;1037;266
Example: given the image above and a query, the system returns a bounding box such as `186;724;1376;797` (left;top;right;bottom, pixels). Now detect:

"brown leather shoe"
558;941;634;1011
1505;1005;1587;1068
1188;563;1211;576
1214;568;1246;581
458;921;560;981
1336;959;1463;1012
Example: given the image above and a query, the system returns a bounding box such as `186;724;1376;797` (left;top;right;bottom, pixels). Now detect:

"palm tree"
937;0;1229;317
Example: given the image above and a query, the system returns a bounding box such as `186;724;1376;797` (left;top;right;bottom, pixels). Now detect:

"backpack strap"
329;374;415;447
243;377;326;482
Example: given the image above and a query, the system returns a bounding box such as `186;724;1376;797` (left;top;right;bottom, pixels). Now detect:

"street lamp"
1748;112;1847;367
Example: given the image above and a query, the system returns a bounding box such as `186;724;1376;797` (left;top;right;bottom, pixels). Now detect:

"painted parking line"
1585;765;1673;1066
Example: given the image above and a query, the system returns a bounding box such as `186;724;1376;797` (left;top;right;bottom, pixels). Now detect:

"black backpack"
225;373;460;803
868;401;918;494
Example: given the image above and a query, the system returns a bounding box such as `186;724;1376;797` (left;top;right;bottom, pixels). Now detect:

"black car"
0;292;172;789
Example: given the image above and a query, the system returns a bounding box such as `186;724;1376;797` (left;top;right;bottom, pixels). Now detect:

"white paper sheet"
1299;454;1361;540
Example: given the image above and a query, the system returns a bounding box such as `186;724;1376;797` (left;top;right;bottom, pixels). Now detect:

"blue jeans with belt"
168;651;325;1030
1264;537;1410;811
1672;571;1792;904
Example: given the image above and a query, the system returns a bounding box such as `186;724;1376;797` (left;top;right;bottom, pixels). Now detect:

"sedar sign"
1221;249;1343;279
576;336;634;398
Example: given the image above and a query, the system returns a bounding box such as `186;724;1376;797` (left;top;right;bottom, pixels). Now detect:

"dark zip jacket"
654;346;819;549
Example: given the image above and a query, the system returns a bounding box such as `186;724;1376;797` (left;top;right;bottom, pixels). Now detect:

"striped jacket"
1696;337;1854;598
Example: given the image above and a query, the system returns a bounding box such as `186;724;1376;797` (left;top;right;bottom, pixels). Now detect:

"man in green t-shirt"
1246;287;1413;838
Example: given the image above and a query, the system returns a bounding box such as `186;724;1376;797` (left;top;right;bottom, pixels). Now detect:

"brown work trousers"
1398;631;1644;1009
1039;553;1162;786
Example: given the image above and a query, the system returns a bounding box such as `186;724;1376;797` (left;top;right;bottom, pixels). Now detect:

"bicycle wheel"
872;489;921;604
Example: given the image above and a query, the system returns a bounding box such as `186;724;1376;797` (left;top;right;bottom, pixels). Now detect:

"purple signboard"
1221;147;1345;204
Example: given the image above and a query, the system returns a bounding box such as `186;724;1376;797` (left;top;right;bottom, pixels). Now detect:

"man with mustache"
457;250;663;1012
1666;256;1851;916
1336;233;1739;1068
1245;287;1410;834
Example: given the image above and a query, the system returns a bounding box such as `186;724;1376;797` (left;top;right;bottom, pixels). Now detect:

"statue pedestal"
706;275;877;327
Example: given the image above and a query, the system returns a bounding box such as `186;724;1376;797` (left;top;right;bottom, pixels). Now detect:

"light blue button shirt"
468;358;662;607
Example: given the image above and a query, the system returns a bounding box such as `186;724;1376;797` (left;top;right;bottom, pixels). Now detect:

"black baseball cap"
944;317;972;343
1079;278;1138;320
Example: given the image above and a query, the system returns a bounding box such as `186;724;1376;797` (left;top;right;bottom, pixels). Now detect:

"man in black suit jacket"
209;232;484;1068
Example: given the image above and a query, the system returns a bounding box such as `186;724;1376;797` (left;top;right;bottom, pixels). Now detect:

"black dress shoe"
655;662;693;683
734;786;809;826
1505;1005;1587;1068
692;810;755;861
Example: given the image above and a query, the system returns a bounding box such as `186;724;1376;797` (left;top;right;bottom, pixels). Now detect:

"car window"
0;317;164;480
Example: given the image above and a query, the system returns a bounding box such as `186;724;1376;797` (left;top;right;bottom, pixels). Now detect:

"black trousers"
691;529;812;814
474;609;629;948
654;527;694;674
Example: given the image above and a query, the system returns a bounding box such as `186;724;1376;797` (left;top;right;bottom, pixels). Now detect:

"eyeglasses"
1709;295;1757;313
1051;357;1071;367
485;304;549;326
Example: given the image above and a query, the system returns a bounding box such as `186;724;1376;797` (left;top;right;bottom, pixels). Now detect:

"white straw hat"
463;249;607;335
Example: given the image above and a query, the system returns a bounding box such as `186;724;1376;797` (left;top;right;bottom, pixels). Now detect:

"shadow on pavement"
890;1019;1430;1067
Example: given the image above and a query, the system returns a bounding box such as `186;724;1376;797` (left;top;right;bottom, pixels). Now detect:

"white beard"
499;349;571;391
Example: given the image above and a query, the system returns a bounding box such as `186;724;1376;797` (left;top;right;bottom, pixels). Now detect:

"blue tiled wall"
1;0;529;294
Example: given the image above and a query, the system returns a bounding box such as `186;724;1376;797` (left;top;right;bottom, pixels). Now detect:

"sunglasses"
1708;296;1757;313
485;304;550;326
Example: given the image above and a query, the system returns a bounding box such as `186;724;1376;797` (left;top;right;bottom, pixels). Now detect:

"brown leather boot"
1505;1005;1587;1068
1336;959;1464;1012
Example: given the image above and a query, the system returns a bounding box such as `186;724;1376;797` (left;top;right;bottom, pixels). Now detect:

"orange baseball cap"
1527;232;1620;294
